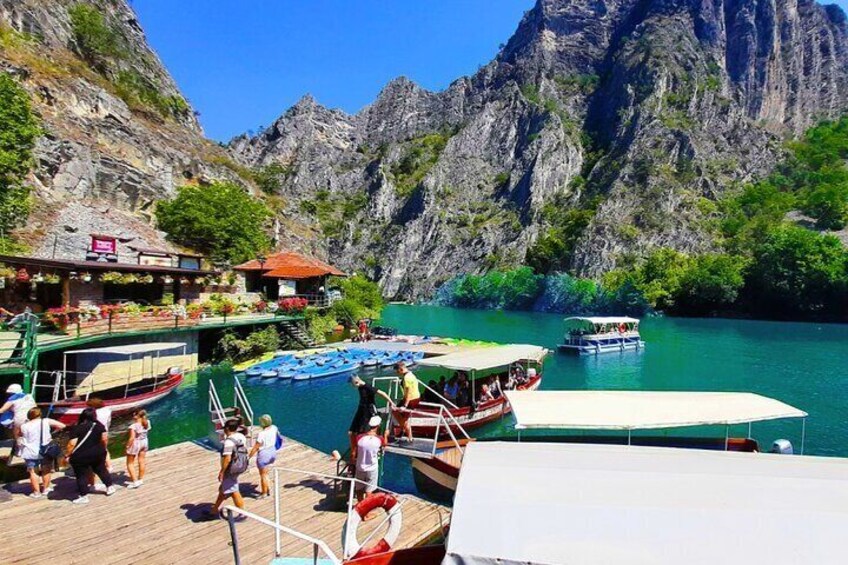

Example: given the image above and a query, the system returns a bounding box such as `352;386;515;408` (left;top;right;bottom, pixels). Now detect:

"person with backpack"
207;418;248;520
64;407;115;505
19;407;65;498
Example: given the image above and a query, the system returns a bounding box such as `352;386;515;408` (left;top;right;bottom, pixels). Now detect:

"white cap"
368;415;382;428
6;383;22;394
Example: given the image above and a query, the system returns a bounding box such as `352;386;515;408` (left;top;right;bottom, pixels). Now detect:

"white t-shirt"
356;434;385;473
222;432;247;457
10;394;36;427
95;407;112;430
19;418;61;460
256;425;279;451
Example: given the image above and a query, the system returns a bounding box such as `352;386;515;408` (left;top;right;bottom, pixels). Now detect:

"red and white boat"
31;342;189;424
381;344;548;439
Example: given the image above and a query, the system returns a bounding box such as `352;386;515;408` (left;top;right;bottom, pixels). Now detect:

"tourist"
86;397;113;476
348;376;394;454
478;383;495;403
457;375;471;408
19;407;65;498
248;414;280;499
64;407;115;504
358;319;369;341
423;380;440;404
1;383;36;438
488;376;502;399
352;415;388;516
207;418;248;520
438;376;447;398
231;406;249;435
125;409;151;489
394;362;420;443
443;375;459;403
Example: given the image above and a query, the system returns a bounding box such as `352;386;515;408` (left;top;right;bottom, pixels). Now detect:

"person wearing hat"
351;414;388;512
348;375;394;455
248;414;281;499
1;383;36;461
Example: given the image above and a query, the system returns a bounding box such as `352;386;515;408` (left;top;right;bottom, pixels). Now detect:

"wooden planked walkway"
0;439;449;564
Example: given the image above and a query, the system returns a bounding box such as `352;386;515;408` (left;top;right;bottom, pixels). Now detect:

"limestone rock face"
0;0;236;256
232;0;848;297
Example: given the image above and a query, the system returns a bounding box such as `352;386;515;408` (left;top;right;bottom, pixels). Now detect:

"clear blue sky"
132;1;535;141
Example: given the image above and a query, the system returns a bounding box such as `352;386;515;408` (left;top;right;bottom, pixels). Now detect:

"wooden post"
62;275;71;307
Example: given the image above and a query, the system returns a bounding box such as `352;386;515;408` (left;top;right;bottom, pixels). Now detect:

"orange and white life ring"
618;322;627;334
343;492;403;559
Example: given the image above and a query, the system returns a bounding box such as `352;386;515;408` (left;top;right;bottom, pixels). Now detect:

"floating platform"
0;438;448;564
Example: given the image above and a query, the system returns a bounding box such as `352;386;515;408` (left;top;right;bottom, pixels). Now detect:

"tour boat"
559;316;644;354
380;345;548;439
408;390;808;501
31;342;189;425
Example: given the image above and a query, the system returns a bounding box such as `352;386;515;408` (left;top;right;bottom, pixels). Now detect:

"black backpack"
225;438;249;476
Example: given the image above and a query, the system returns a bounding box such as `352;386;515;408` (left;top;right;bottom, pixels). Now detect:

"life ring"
618;323;627;334
342;492;403;559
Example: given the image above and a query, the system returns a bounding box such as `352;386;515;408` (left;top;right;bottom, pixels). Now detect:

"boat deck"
0;439;448;564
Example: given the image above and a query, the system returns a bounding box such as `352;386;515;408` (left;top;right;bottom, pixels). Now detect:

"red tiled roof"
233;251;346;278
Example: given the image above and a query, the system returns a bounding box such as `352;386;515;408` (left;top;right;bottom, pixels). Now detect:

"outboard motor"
770;439;794;455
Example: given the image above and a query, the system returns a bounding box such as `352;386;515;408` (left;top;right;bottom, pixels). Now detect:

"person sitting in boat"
487;376;503;399
457;375;472;408
477;384;495;404
348;376;394;454
443;375;460;403
422;380;441;404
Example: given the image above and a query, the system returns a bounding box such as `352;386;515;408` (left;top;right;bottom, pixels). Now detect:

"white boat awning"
444;442;848;565
64;342;188;356
506;390;807;430
417;344;547;372
564;316;639;325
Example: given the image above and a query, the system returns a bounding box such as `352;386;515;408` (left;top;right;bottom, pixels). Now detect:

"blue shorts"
220;474;240;495
257;449;276;470
25;458;50;471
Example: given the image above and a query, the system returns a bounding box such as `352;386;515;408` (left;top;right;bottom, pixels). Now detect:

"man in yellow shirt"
395;361;420;443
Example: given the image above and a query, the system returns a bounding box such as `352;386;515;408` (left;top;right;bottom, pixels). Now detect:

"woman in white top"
1;383;36;436
248;414;280;499
19;407;65;498
126;409;151;489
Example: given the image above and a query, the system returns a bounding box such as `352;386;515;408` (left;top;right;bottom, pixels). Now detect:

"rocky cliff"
0;0;239;259
232;0;848;298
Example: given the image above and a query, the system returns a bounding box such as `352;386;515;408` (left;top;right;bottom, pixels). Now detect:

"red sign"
91;235;117;254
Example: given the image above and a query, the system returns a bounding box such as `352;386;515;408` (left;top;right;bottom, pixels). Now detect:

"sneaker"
72;495;90;505
105;485;117;496
127;480;143;489
28;492;42;499
43;487;54;496
91;483;106;492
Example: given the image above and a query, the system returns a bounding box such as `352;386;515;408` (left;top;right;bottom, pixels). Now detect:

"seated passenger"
422;380;440;404
488;376;502;399
444;375;459;403
478;384;494;403
456;377;471;408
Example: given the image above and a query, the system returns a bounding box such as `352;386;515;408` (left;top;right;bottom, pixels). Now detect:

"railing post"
76;318;81;339
174;314;179;329
226;508;242;565
108;311;113;333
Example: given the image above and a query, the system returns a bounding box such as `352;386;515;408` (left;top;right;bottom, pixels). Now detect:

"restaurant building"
233;251;346;304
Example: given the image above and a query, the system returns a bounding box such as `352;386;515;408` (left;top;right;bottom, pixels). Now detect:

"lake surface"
113;305;848;495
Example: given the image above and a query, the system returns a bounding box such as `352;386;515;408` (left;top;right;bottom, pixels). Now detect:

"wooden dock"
0;439;449;564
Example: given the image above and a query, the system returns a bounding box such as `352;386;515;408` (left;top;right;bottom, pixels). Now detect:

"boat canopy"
416;344;547;372
64;342;188;356
505;390;807;430
564;315;639;326
444;441;848;565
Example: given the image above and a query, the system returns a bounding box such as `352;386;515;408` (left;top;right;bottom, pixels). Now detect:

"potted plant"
138;274;154;284
43;273;61;284
100;271;123;283
80;272;92;283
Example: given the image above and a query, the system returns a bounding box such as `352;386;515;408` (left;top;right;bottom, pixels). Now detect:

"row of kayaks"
240;348;424;383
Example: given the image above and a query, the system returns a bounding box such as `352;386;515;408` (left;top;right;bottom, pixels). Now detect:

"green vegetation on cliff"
0;73;40;251
155;182;272;264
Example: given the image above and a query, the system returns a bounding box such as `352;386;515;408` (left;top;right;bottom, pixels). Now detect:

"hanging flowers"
80;272;92;283
32;272;44;283
43;273;61;284
15;268;30;283
137;274;154;284
179;277;190;285
162;275;174;285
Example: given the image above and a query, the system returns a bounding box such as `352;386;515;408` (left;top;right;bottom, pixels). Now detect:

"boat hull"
43;373;184;425
411;456;460;503
559;338;644;355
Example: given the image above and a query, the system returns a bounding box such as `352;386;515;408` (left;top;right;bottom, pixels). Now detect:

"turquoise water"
114;305;848;495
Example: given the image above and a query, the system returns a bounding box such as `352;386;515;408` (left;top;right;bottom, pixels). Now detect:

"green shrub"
330;275;384;321
68;4;125;67
253;163;291;194
0;73;39;236
155;182;272;264
391;131;452;198
216;326;280;363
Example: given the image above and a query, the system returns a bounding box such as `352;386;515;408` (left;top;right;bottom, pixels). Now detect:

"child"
126;409;151;489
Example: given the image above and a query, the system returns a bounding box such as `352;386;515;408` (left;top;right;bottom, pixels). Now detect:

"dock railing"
223;466;447;564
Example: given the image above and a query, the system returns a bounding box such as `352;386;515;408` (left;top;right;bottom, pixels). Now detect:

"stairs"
279;320;316;348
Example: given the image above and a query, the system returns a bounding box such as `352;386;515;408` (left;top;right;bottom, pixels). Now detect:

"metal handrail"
233;377;254;427
208;380;227;428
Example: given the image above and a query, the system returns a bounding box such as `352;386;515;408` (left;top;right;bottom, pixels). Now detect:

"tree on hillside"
0;73;40;245
155;182;271;264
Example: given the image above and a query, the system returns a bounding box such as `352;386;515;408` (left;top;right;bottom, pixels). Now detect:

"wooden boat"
31;342;189;425
383;344;548;438
408;390;808;501
559;316;644;354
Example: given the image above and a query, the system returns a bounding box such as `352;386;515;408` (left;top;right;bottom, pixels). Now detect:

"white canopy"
506;390;807;430
65;342;188;356
564;316;639;325
417;344;547;372
444;442;848;565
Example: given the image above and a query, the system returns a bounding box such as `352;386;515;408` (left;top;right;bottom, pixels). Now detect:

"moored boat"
559;316;644;354
31;342;189;425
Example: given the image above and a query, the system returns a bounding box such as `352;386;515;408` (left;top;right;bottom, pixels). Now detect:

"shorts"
220;474;240;495
257;449;276;470
25;458;52;471
126;438;148;456
403;399;420;410
354;467;379;493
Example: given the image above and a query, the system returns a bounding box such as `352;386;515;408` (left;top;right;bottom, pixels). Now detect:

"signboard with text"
91;235;117;255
